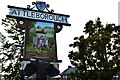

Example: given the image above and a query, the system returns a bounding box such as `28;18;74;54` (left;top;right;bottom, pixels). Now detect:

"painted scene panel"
25;21;57;61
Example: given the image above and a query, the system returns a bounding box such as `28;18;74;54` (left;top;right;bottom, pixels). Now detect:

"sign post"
7;1;71;79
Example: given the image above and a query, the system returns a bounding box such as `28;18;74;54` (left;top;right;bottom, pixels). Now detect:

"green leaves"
68;18;120;79
3;41;13;49
0;18;25;79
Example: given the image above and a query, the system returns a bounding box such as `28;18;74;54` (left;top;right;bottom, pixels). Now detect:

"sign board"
7;1;71;61
7;5;70;26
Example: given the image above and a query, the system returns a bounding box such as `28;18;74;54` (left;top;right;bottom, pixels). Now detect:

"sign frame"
6;1;71;62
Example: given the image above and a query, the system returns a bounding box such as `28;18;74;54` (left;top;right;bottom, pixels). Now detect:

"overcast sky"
0;0;120;73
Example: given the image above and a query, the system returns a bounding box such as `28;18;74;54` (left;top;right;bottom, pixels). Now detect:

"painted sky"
35;22;54;28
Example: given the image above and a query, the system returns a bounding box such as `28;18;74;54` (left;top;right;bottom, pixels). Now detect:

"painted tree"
0;18;25;80
68;18;120;79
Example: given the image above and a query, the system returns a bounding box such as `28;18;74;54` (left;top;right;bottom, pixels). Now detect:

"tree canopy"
0;18;25;80
68;18;120;79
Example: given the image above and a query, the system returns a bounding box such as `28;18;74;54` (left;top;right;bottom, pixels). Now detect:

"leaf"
69;44;74;47
7;29;14;34
3;42;12;49
74;37;78;40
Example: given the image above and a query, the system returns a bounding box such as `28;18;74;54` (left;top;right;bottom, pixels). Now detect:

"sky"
0;0;120;73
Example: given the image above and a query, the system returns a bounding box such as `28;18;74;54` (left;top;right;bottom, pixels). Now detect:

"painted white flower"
57;25;61;29
19;21;24;25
